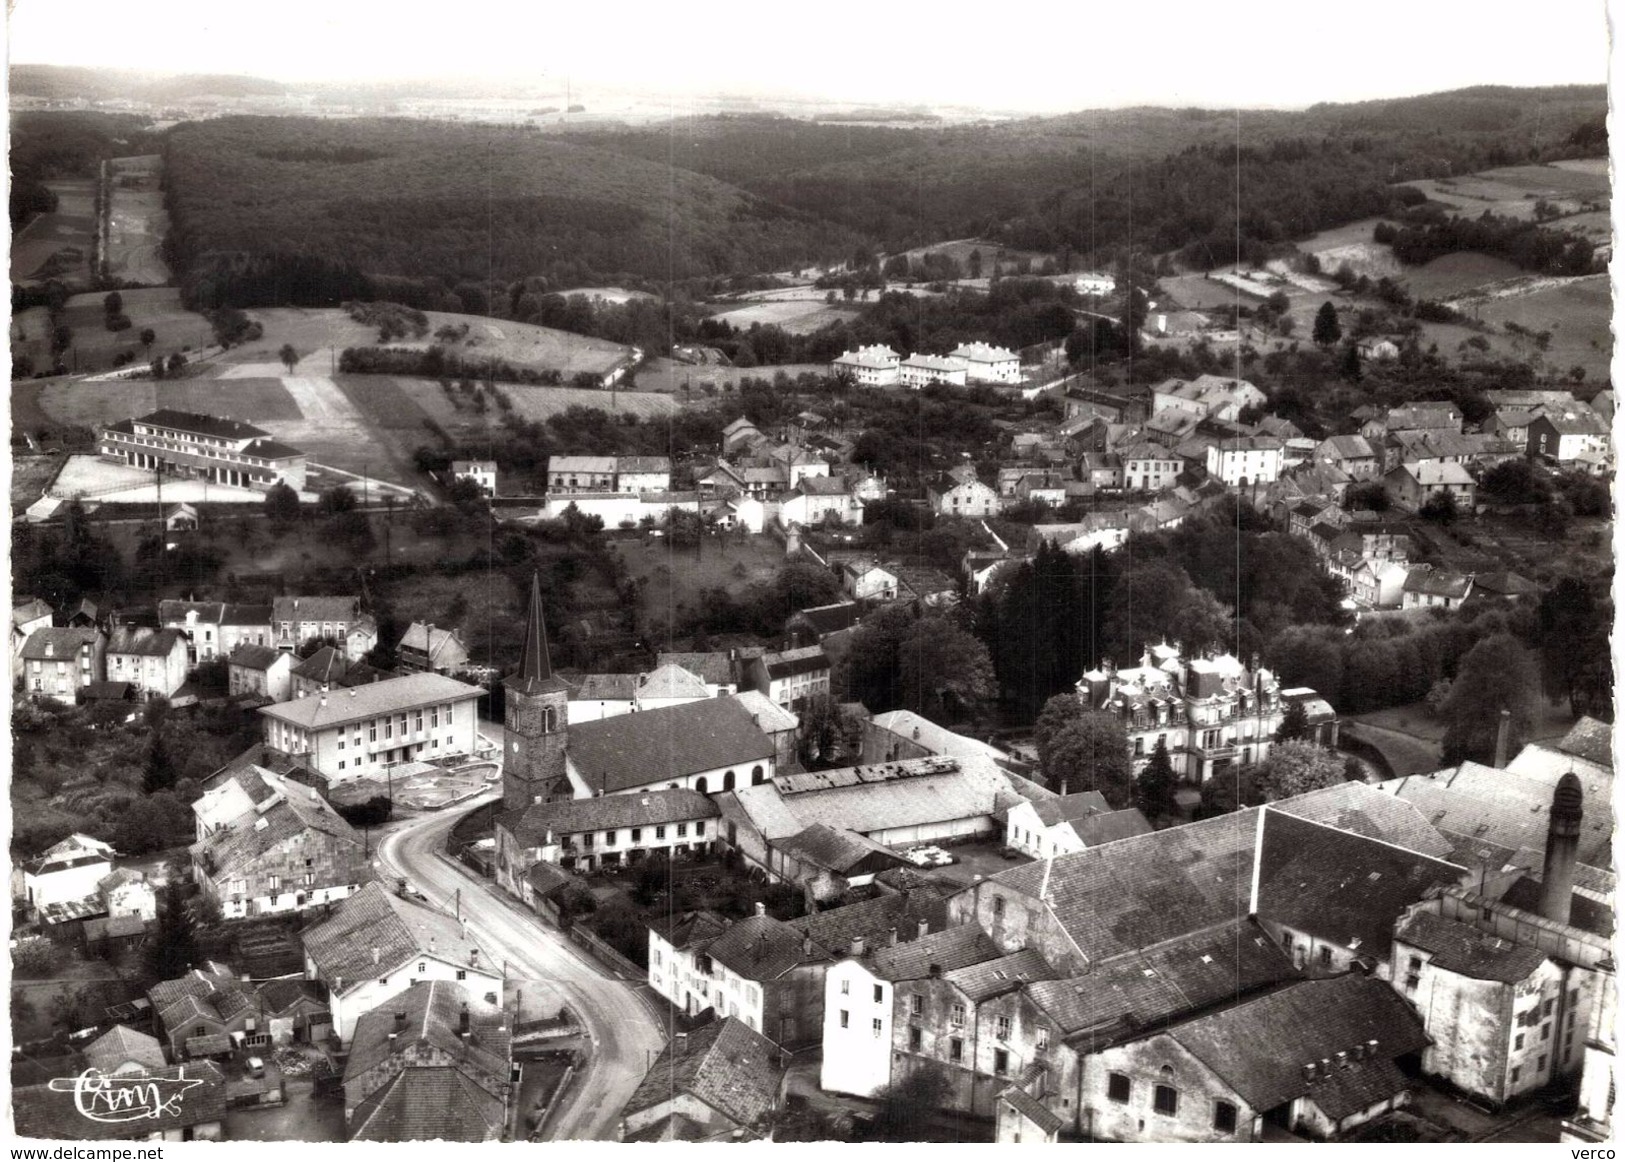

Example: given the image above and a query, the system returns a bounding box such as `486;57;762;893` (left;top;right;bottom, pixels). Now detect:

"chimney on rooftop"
1302;1062;1317;1082
887;927;899;947
1493;709;1512;769
459;1003;471;1035
928;963;942;978
372;947;380;965
917;918;930;940
755;901;766;917
802;933;814;956
851;936;866;958
394;1010;407;1033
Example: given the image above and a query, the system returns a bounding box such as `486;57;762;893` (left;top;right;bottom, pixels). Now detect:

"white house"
106;627;189;700
495;789;721;885
450;459;498;497
23;834;116;911
840;559;899;602
302;882;502;1043
928;476;1001;518
258;672;484;781
831;345;902;387
746;646;831;712
19;627;105;704
1004;794;1152;859
1349;559;1410;610
950;342;1021;384
564;695;778;798
1205;436;1284;488
900;354;968;389
781;477;864;528
98;868;159;922
1120;442;1185;492
1073;273;1116;296
228;643;293;703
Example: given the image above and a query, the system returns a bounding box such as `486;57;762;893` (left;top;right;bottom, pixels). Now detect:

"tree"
318;485;357;515
1312;301;1342;347
1339;343;1363;381
1134;736;1178;823
1034;692;1085;774
103;290;123;318
1044;712;1132;804
863;1065;951;1142
139;327;156;354
897;617;996;724
1253;740;1346;801
142;728;175;793
1536;578;1613;717
967;249;983;280
1419;490;1458;525
838;603;917;710
1274;699;1309;742
797;694;861;768
1440;633;1539;765
768;561;842;621
263;481;301;522
144;875;199;983
279;343;299;373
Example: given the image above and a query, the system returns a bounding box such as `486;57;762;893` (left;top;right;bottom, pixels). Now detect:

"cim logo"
47;1068;205;1124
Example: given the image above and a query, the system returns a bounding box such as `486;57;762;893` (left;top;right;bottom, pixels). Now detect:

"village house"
98;866;158;922
99;408;307;492
656;649;751;697
830;344;902;387
619;1017;783;1142
1150;376;1267;423
1382;461;1475;513
785;600;868;647
862;709;1011;767
271;595;365;657
343;981;511;1142
83;1024;167;1076
1357;337;1401;362
287;645;390;701
258;672;484;781
19;626;105;703
839;559;898;602
450;459;497;497
148;964;259;1059
766;444;831;489
781;476;864;527
660;906;831;1042
900;353;969;388
302;882;502;1043
1347;558;1410;610
721;416;764;455
951;342;1022;384
219;603;274;655
12;595;54;680
494;788;720;886
1205;435;1284;488
1004;793;1153;859
1030;514;1130;557
396;621;470;675
228;643;293;703
927;473;1001;517
1078;451;1124;490
1528;404;1611;474
22;833;116;912
190;767;373;920
1364;401;1464;441
1400;565;1475;611
106;626;188;699
745;645;831;712
765;824;911;904
963;550;1028;596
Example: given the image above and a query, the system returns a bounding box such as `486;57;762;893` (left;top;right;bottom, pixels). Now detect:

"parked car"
246;1056;266;1079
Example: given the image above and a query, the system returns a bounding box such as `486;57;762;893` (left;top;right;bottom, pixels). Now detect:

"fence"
565;923;644;980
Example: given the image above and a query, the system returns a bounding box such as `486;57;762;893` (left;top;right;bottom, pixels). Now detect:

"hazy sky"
7;0;1612;112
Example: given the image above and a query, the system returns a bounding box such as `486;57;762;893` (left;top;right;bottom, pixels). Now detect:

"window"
695;822;705;836
1570;988;1580;1008
839;1010;849;1029
416;710;424;732
1153;1085;1179;1117
653;950;662;968
456;970;467;981
677;823;687;838
268;875;281;893
603;831;615;847
950;1003;965;1027
872;1018;883;1039
1036;1028;1049;1051
631;828;642;843
1538;1055;1548;1072
431;706;439;728
873;984;884;1003
1542;1023;1551;1042
1515;1033;1525;1050
418;962;427;973
1543;998;1556;1018
1107;1073;1131;1104
1213;1101;1238;1133
369;720;377;743
992;895;1005;919
910;994;922;1018
1511;1067;1522;1084
909;1026;922;1051
655;826;666;840
1318;946;1332;966
949;1038;963;1063
840;979;850;996
995;1016;1011;1040
994;1049;1009;1075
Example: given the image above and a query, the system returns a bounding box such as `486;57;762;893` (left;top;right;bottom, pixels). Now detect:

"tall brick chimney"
1492;709;1513;769
1538;772;1583;926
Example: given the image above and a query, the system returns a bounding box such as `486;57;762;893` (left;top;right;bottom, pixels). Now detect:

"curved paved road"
375;797;666;1141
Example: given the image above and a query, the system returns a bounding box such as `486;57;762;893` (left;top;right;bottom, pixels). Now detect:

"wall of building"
318;959;503;1043
1082;1034;1257;1143
821;960;895;1097
344;1037;506;1125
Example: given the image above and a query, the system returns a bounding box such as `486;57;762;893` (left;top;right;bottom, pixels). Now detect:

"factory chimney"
1538;773;1583;926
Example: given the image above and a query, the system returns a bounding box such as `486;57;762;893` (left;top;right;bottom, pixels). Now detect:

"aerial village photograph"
4;0;1618;1150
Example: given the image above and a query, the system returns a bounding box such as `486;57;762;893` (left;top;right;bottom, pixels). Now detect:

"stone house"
619;1017;783;1142
493;788;720;886
19;626;105;703
228;643;293;703
106;626;188;700
396;621;470;675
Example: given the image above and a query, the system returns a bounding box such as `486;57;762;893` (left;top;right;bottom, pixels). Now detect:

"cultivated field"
635;358;830;395
106;155;172;286
387;375;678;427
615;534;786;635
1393;252;1524;300
710;299;860;334
893;236;1050;271
34;374;303;431
13;287;218;374
1466;274;1613;382
1297;218;1404;281
563;286;657;305
1401;161;1609;229
11;178;97;288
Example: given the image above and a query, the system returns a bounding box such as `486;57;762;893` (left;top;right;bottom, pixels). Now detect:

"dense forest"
162;116;862;307
9;111;160;229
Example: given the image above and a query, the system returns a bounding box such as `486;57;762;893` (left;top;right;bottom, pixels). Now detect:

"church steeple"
507;572;566;696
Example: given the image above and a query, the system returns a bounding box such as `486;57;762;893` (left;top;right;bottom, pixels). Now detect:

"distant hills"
10;64;287;103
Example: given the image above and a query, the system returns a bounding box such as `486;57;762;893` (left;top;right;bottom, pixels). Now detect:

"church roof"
507;572;569;696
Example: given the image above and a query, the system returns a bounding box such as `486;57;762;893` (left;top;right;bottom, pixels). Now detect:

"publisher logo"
46;1068;204;1125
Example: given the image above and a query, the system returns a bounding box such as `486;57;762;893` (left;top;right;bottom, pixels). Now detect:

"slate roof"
1402;566;1473;600
498;788;718;844
190;775;363;880
656;650;747;689
703;913;828;981
1394;910;1548;982
106;626;185;657
788;889;947;956
260;672;482;730
774;823;906;875
229;643;285;672
1070;808;1156;847
650;910;733;952
1165;975;1428;1120
303;883;491;990
19;626;101;660
786;601;866;638
344;980;510;1087
984;784;1450;962
1555;717;1614;770
1256;810;1466;963
398;622;464;663
733;689;798;733
84;1024;166;1073
1001;1084;1065;1135
12;1062;227;1140
944;948;1059;1002
1030;791;1112;828
569;671;640;701
637;662;710;700
256;977;326;1016
139;408;270;440
1027;920;1297;1046
567;696;774;793
1501;876;1614;938
864;924;1001;982
349;1067;504;1141
523;860;581;900
623;1017;782;1129
12;596;52;626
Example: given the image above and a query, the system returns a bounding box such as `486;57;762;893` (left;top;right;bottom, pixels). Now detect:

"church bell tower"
502;573;570;809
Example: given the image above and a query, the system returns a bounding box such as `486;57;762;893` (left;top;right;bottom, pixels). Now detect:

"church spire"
519;571;551;683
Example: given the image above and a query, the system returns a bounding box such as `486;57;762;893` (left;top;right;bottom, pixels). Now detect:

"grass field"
10;455;63;509
13;287;217;374
635;358;828;395
710;299;860;334
1401;161;1609;230
34;374;304;430
11;178;96;287
105;154;172;286
1465;275;1613;382
1394;252;1524;300
1297;218;1404;280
